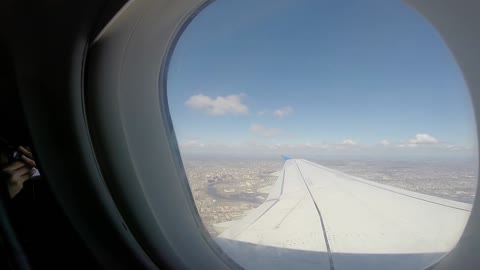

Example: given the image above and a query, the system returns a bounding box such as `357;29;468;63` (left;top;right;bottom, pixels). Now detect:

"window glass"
167;1;477;269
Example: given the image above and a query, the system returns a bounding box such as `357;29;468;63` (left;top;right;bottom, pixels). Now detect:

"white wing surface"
216;159;471;270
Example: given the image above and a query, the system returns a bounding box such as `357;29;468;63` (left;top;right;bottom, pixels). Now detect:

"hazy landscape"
182;156;477;236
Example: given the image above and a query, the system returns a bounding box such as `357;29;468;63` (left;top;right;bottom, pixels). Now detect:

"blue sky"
167;0;476;158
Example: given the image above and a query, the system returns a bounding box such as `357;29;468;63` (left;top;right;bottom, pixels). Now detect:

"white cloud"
445;144;473;151
396;143;417;148
180;140;205;148
380;139;390;146
341;139;356;145
266;142;330;151
250;124;281;137
273;106;293;118
257;110;268;116
177;139;474;158
305;142;330;149
185;94;248;116
408;134;439;144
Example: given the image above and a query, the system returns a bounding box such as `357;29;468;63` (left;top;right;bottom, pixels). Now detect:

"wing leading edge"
216;159;471;270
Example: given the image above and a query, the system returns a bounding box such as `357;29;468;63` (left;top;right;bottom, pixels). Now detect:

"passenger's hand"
18;146;36;168
1;146;36;198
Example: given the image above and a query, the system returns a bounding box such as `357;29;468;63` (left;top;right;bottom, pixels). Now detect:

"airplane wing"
215;159;472;270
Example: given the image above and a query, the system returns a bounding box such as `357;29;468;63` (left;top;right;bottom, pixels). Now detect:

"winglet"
281;155;291;160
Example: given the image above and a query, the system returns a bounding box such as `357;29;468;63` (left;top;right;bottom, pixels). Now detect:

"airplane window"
167;1;477;269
